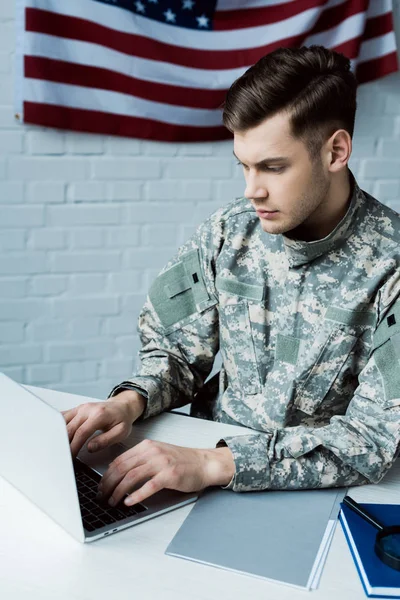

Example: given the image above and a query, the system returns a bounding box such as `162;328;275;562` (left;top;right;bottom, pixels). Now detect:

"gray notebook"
165;486;346;589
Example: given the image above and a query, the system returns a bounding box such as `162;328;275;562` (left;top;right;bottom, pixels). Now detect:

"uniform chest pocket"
293;307;374;415
216;276;264;395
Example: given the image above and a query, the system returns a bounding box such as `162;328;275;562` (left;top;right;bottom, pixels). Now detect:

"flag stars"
135;1;145;13
196;14;209;28
182;0;195;9
147;0;158;3
163;8;176;22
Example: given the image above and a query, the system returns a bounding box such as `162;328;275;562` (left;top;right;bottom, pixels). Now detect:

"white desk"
1;385;400;600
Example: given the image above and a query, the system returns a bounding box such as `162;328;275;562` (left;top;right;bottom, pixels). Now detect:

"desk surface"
1;385;400;600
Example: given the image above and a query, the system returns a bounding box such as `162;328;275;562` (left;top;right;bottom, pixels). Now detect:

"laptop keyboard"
74;459;148;533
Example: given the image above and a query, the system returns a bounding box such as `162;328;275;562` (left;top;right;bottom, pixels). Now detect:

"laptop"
0;372;198;543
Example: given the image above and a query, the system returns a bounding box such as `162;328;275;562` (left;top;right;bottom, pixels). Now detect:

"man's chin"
259;218;289;235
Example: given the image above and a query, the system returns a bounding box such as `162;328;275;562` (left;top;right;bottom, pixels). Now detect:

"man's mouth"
256;209;279;219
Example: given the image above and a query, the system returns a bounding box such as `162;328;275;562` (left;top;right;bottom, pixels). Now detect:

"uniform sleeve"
219;283;400;492
109;211;223;419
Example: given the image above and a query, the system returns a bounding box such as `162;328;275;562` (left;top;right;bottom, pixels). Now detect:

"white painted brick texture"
1;0;400;399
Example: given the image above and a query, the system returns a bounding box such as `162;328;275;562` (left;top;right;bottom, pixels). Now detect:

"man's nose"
244;173;268;201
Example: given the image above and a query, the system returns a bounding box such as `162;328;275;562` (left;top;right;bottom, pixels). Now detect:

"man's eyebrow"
233;150;289;167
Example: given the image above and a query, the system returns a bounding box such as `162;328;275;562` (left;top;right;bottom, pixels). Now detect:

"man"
63;46;400;510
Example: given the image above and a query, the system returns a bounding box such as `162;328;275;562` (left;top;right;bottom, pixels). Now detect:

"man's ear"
325;129;352;173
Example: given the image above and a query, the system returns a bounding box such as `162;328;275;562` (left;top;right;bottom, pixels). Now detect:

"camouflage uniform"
110;174;400;492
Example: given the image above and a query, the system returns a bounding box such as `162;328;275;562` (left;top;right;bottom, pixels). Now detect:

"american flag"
15;0;398;142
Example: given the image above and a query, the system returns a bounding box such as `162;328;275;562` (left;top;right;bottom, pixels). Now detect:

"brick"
27;182;65;203
92;158;161;180
46;339;115;362
0;106;18;128
102;315;137;336
214;180;244;203
0;229;26;250
144;268;163;289
177;143;213;156
8;157;88;180
348;137;376;160
48;204;120;226
119;293;147;314
385;96;400;114
67;182;108;202
0;345;42;366
0;278;27;297
347;158;360;178
105;137;141;155
51;251;120;273
164;158;231;179
142;223;179;246
142;141;178;156
29;275;68;296
27;320;69;342
0;182;25;203
65;132;104;154
124;202;194;224
55;380;114;399
356;86;385;115
359;160;400;179
0;74;12;103
26;131;65;154
181;224;198;242
232;162;244;179
144;180;181;201
27;364;62;385
106;226;140;247
180;180;212;200
115;335;140;356
0;299;44;320
0;322;24;343
192;202;223;224
107;271;143;293
64;361;98;382
0;252;47;275
387;199;400;213
377;139;400;158
0;53;11;74
69;317;101;339
0;205;44;227
71;228;105;249
0;1;15;19
109;181;142;201
69;274;107;294
52;296;119;317
354;117;395;137
0;131;24;153
1;367;24;382
29;229;68;250
101;358;134;379
373;180;400;200
357;180;374;195
124;248;175;269
213;141;234;156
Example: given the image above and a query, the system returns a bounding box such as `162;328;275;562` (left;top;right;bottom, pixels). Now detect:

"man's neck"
290;170;353;243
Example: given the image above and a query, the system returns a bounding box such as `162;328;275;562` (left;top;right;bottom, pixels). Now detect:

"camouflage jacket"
111;176;400;492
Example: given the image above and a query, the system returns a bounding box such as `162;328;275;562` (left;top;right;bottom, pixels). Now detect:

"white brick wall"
1;0;400;398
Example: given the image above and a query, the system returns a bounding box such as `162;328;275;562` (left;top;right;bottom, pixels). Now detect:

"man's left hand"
97;440;235;507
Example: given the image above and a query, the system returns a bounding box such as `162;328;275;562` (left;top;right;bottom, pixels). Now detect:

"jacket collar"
281;172;363;268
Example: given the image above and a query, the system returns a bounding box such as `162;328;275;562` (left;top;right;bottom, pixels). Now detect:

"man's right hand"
61;389;146;458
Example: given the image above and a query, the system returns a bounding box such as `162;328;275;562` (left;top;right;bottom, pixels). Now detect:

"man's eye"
261;166;284;173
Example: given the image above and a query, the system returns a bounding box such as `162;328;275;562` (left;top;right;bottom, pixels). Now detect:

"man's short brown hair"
222;45;357;160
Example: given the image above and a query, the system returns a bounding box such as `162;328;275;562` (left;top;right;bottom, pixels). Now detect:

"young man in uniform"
63;46;400;509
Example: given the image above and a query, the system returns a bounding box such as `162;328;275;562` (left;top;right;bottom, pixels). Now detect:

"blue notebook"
340;502;400;598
